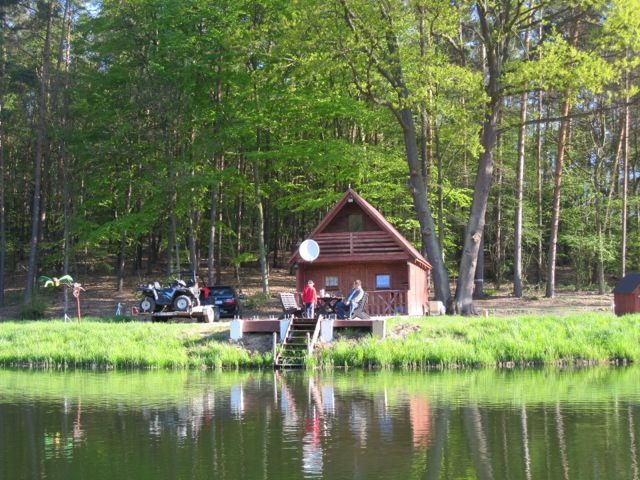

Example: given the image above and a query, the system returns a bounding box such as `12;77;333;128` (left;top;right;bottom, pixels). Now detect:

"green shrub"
19;298;48;320
243;292;271;310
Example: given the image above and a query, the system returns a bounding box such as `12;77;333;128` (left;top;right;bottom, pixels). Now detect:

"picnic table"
317;295;342;317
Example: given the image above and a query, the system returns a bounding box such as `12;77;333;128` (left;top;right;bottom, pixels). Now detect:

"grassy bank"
0;320;272;369
318;312;640;369
1;312;639;369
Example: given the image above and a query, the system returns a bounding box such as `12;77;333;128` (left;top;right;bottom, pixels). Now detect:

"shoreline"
0;312;638;370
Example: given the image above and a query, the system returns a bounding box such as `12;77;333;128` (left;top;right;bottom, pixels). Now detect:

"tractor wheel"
173;295;192;312
139;297;156;313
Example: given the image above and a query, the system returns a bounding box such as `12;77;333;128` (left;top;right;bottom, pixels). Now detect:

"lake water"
2;367;640;480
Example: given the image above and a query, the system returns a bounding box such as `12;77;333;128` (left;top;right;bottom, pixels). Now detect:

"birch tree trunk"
254;124;269;295
207;161;220;286
621;83;630;278
535;90;544;284
514;89;529;297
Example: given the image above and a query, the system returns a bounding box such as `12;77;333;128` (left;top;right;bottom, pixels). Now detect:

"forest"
1;0;638;314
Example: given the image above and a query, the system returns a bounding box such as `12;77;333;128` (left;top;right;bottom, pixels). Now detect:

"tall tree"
454;0;533;314
25;1;53;300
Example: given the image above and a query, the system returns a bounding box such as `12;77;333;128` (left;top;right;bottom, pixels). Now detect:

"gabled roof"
613;272;640;294
289;188;431;269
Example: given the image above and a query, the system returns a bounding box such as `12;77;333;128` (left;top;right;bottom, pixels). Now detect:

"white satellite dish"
299;239;320;262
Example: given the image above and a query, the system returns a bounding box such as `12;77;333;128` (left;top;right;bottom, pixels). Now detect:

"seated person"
335;280;364;319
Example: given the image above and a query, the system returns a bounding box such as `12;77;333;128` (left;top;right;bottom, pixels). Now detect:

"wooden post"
272;332;277;359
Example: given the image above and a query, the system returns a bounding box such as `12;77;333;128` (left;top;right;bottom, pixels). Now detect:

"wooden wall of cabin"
321;203;381;233
296;261;409;296
407;262;430;316
614;288;640;315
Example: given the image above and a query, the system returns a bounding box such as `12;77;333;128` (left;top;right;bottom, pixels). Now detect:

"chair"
279;292;304;318
351;292;370;319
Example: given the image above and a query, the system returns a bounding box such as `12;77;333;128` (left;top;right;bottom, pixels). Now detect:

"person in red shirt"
302;280;318;318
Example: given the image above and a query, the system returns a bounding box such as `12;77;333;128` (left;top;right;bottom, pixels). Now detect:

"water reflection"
2;368;640;480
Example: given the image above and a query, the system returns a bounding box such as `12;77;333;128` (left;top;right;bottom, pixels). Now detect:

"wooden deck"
238;318;383;334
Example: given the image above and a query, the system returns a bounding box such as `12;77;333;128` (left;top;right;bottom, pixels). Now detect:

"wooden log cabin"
289;188;431;316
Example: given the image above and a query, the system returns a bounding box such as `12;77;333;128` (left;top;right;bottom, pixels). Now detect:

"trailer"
135;305;220;323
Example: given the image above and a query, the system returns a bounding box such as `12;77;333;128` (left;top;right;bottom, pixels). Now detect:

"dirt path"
0;268;614;320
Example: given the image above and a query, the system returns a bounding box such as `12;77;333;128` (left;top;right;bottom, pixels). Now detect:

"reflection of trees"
463;405;495;480
423;406;449;480
3;371;640;479
630;406;639;480
521;405;531;480
555;402;570;480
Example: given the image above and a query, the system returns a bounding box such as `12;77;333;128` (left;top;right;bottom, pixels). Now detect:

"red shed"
613;273;640;316
289;188;431;316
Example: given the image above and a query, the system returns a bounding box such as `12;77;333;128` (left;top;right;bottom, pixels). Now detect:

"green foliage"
242;292;272;311
18;298;48;320
2;0;639;298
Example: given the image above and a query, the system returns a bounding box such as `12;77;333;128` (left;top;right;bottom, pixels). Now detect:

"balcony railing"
367;290;408;316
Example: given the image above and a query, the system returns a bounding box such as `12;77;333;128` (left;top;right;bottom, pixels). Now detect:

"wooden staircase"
274;317;320;368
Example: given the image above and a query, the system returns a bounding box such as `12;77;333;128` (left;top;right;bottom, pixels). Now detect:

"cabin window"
348;214;363;232
376;274;391;289
325;276;339;288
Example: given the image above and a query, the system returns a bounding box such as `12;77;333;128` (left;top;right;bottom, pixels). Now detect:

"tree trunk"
514;88;529;297
621;85;630;278
436;127;445;259
0;37;6;306
167;143;177;278
535;89;545;284
399;108;451;307
473;234;485;299
254;123;269;295
545;92;572;298
545;22;579;298
454;92;500;314
117;179;133;292
25;1;53;300
493;142;503;291
61;0;73;315
454;3;505;315
216;186;224;285
207;172;219;286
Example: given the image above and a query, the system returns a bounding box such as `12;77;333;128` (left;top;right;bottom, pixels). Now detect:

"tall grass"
317;313;640;369
2;312;640;370
0;320;271;369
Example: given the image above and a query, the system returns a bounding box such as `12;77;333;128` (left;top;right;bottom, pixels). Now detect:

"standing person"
336;280;364;319
302;280;318;318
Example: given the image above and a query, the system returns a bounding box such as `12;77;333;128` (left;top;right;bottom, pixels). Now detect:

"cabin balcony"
312;231;406;262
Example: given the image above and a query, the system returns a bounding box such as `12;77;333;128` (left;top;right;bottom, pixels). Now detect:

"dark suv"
201;286;241;318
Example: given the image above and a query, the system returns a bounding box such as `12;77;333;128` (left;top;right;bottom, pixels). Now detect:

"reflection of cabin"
613;273;640;316
289;188;431;316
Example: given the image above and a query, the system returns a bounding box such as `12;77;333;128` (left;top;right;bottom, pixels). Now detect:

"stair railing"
275;314;295;366
308;314;322;356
